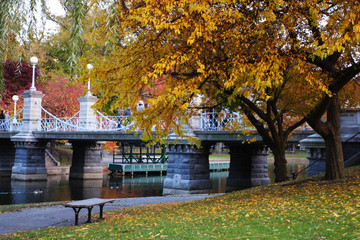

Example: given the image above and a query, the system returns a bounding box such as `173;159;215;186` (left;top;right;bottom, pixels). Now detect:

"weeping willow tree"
0;0;28;93
0;0;88;96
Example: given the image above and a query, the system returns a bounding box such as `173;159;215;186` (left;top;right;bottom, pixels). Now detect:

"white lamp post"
12;95;19;123
86;63;93;96
30;56;38;91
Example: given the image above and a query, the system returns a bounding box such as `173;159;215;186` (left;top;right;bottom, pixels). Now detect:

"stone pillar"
11;90;48;181
226;143;270;191
340;111;360;166
188;115;202;130
70;141;104;180
0;139;16;177
11;141;47;181
19;90;44;133
78;94;97;130
307;147;326;176
300;133;326;176
163;143;212;195
188;94;202;131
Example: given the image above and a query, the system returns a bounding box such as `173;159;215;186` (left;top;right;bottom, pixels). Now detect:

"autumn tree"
83;1;360;181
42;77;85;117
0;60;40;114
231;63;323;182
83;1;308;182
339;78;360;110
278;1;360;180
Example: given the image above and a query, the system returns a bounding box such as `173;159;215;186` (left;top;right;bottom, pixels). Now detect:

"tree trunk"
309;95;344;180
323;96;344;180
270;141;289;182
323;132;344;180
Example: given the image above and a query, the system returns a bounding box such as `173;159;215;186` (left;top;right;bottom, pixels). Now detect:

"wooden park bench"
64;198;115;225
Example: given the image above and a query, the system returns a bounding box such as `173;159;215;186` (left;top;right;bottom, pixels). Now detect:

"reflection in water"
8;175;71;205
0;162;308;205
0;178;12;204
11;180;47;205
211;172;229;193
268;162;309;182
102;174;165;199
70;179;103;200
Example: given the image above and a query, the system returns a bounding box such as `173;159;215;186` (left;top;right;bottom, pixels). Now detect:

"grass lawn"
4;166;359;239
0;202;64;214
55;144;72;154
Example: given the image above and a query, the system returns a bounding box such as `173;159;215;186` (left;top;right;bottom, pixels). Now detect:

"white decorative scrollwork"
38;106;134;132
1;105;248;132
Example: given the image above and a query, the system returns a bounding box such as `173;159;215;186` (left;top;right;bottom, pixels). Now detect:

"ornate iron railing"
39;106;134;131
4;105;247;132
0;108;24;132
96;110;132;131
200;110;245;131
40;107;82;131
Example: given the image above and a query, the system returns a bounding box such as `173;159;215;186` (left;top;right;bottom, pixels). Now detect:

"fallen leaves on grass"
6;167;360;239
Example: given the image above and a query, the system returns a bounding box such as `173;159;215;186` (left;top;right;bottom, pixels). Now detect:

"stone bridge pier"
226;143;270;191
0;138;16;177
69;94;104;180
11;90;48;181
70;141;104;180
11;140;48;181
163;143;212;195
163;139;271;195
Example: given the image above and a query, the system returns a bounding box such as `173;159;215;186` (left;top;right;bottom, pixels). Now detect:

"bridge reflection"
0;160;309;205
0;171;228;205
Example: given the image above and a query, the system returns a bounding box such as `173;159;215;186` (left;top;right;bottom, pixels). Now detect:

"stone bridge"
0;88;314;195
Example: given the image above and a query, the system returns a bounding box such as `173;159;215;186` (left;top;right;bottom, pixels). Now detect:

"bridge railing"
40;107;84;131
93;112;134;131
41;117;82;132
39;106;134;131
0;108;24;132
38;106;246;132
96;111;133;131
0;104;250;132
200;111;246;131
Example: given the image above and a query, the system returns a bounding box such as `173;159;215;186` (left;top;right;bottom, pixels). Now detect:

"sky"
41;0;65;33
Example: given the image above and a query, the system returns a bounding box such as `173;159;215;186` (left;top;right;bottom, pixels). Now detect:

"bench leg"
99;204;105;219
72;207;83;226
87;207;94;223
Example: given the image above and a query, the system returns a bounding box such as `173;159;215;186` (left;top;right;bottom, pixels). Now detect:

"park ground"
1;166;359;239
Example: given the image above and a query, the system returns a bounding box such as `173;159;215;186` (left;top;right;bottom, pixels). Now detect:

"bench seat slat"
64;198;114;208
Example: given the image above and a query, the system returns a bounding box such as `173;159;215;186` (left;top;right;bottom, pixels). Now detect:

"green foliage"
0;0;27;95
0;0;23;60
0;0;91;84
65;0;88;77
6;167;360;239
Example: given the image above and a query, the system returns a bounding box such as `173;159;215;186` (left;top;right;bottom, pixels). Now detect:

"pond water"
0;162;308;206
